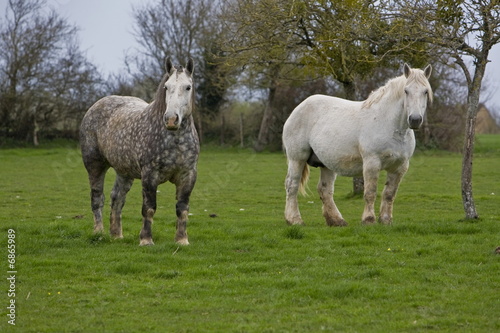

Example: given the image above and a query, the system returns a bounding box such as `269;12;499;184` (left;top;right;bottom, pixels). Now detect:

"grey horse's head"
403;63;433;130
162;58;195;131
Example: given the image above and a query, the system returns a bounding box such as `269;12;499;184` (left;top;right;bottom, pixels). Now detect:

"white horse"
283;64;432;226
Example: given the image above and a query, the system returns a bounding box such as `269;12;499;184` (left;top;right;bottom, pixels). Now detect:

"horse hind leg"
110;175;134;238
284;159;307;225
86;163;108;234
362;159;381;224
317;168;347;227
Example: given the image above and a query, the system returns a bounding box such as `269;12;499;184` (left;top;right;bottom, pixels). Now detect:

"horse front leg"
284;159;306;225
174;170;197;245
139;176;158;246
362;159;381;224
379;162;408;225
317;168;347;226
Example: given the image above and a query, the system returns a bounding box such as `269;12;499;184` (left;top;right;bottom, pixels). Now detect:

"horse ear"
186;58;194;76
424;64;432;79
165;57;174;74
403;63;411;78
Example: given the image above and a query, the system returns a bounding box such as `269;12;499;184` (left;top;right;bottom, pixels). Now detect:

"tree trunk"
352;177;364;196
255;84;277;152
240;112;244;148
461;116;478;219
461;62;486;220
220;112;225;145
342;80;364;195
33;117;39;146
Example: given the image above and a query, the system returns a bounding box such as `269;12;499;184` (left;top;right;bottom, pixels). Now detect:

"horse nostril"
408;115;423;129
165;114;179;129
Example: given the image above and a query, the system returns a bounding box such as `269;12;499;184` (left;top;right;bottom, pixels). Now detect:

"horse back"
81;95;147;126
80;96;150;176
283;95;362;159
285;95;362;134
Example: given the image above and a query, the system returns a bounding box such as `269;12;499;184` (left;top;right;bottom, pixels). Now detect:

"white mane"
362;69;433;109
362;76;406;109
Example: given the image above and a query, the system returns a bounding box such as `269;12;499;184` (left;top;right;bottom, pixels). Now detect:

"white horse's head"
403;63;433;130
163;58;195;131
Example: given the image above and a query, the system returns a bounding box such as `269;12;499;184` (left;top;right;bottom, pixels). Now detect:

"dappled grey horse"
80;58;199;245
283;64;432;226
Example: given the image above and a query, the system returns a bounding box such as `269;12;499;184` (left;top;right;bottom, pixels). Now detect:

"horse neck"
375;95;408;134
142;104;165;134
178;114;195;132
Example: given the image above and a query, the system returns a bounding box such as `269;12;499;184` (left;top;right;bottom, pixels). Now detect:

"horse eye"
186;85;191;91
164;86;168;90
404;89;408;95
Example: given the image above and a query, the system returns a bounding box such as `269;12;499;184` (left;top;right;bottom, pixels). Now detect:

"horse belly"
313;143;363;176
326;154;364;177
106;149;142;178
98;129;143;178
311;130;363;176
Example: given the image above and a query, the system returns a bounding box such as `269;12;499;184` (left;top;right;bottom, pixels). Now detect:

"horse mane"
362;69;433;109
151;71;170;114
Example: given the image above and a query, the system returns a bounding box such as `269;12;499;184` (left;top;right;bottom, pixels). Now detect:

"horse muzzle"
408;115;423;130
164;114;180;131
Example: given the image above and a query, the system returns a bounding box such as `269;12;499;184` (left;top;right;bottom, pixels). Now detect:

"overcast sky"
1;0;499;115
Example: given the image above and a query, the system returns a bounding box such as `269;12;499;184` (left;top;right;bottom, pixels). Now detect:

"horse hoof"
379;218;392;225
362;216;376;225
175;238;190;246
286;218;304;226
93;226;104;233
139;238;154;246
334;220;348;227
325;217;348;227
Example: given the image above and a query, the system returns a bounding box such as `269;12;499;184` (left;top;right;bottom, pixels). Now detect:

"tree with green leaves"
388;0;500;219
220;0;394;152
220;0;424;195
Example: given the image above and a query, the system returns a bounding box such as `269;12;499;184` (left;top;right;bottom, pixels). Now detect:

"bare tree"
0;0;103;143
128;0;211;86
128;0;230;142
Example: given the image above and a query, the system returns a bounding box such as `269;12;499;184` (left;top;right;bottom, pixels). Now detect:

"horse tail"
298;163;310;196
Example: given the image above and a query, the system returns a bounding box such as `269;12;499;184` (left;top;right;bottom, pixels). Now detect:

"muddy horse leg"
379;162;408;225
139;174;158;246
174;170;197;245
110;174;134;238
362;158;381;225
284;159;306;225
318;168;347;226
86;165;108;233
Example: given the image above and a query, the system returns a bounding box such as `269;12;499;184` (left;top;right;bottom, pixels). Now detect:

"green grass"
1;135;499;332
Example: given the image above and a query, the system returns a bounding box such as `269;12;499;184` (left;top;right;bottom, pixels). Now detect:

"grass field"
1;135;499;332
